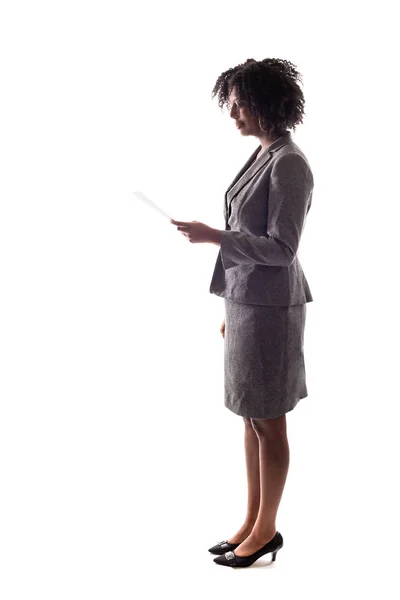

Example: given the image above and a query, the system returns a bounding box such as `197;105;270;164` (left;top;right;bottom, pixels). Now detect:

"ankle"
252;526;277;542
226;522;255;544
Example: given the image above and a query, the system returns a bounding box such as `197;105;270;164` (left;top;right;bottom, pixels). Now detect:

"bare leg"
234;413;290;557
226;417;261;544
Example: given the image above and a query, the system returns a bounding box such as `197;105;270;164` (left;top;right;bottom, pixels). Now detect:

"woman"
170;58;314;568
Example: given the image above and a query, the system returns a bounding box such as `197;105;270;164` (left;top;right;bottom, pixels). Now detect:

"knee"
250;414;287;439
242;417;255;430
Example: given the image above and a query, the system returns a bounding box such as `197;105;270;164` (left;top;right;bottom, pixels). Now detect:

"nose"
229;105;239;119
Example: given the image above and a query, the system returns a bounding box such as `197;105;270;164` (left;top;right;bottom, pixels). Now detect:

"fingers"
170;219;189;232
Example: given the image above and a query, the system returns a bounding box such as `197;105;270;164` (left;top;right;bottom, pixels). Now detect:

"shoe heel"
271;543;283;562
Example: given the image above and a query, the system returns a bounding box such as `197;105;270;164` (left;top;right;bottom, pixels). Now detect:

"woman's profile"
170;57;314;568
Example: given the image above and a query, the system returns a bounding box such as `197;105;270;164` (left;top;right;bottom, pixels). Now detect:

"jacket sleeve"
219;153;313;269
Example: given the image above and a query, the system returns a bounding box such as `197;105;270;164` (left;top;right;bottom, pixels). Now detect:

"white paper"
132;191;172;220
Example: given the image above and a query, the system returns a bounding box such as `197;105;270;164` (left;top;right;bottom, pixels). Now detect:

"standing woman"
170;58;314;568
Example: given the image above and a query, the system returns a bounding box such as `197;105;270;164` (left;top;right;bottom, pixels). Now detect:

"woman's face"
227;88;260;137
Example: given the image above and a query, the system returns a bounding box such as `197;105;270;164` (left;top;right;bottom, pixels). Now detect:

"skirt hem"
224;394;307;419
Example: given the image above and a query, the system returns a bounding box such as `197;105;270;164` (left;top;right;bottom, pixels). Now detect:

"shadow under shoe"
213;532;284;567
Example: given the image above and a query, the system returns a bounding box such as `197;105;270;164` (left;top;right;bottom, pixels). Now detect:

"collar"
224;131;293;218
260;130;292;154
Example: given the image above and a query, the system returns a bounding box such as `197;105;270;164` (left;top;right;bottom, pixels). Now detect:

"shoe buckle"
225;550;236;565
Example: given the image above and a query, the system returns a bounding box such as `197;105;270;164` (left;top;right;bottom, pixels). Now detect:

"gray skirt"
224;299;308;419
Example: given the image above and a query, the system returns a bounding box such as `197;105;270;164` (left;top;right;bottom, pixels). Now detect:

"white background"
1;1;399;598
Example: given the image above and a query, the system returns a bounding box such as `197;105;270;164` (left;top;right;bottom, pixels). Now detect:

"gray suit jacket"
209;131;313;306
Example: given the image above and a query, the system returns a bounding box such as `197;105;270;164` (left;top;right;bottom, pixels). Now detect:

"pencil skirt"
223;298;308;419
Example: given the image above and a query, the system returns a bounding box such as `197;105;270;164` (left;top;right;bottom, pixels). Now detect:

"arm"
219;153;313;268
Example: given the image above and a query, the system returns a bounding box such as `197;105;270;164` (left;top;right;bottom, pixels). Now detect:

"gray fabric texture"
209;131;313;306
224;298;308;418
211;131;314;417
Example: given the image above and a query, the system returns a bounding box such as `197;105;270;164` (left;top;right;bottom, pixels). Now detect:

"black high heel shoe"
208;540;240;555
213;532;283;567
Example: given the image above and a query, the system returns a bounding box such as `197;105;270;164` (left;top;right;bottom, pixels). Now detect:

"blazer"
209;130;314;306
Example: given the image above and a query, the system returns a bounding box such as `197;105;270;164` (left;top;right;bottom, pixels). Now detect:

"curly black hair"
211;58;305;137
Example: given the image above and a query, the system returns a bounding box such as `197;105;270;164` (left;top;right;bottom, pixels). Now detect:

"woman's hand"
170;219;220;245
220;319;225;338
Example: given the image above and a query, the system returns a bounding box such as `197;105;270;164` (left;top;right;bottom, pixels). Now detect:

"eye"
226;100;243;110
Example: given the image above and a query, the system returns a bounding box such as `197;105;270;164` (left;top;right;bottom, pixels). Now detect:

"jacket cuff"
220;230;239;270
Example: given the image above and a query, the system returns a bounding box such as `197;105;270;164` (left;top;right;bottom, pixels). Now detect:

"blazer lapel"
225;148;273;220
224;131;293;222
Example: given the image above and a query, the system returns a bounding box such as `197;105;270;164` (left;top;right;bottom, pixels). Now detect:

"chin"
239;123;254;135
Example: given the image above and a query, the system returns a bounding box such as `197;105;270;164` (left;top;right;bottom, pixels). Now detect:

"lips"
236;122;244;128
